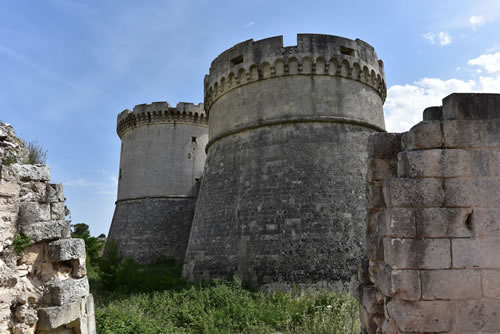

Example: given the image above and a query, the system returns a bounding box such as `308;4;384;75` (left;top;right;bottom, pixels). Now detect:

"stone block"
21;220;71;242
385;208;416;238
367;133;401;158
384;238;451;269
482;270;500;298
366;183;385;209
361;286;383;316
475;179;500;208
492;151;500;177
456;300;500;332
19;202;51;224
453;239;500;268
367;157;396;182
47;239;86;262
399;149;472;178
442;93;500;120
473;209;500;237
37;301;81;330
51;202;66;220
416;208;474;238
376;264;421;300
442;120;483;148
43;277;89;306
444;178;477;207
421;269;481;300
483;119;500;146
365;234;384;261
471;150;491;177
11;163;50;181
46;183;65;202
386;299;454;333
404;121;442;150
422;106;443;121
383;177;444;208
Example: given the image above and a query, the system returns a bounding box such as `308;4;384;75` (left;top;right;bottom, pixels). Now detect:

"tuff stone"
416;207;474;238
37;302;81;330
456;300;500;332
421;270;482;300
47;239;86;262
404;121;442;150
383;177;444;208
11;164;50;182
384;238;451;269
442;93;500;120
386;300;454;332
452;239;500;268
43;277;89;306
18;202;51;224
20;220;71;243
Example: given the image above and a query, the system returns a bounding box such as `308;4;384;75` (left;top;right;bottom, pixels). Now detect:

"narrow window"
231;55;243;65
191;136;197;143
340;46;355;56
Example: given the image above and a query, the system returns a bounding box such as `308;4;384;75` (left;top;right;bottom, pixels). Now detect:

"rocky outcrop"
0;122;95;334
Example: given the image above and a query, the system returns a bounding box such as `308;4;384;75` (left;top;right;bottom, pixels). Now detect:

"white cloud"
244;21;255;28
384;78;476;132
468;52;500;73
470;15;485;30
422;32;452;46
438;32;452;46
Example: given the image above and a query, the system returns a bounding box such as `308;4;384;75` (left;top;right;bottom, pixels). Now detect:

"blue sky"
1;0;500;236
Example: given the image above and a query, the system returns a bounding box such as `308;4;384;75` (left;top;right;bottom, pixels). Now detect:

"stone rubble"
0;122;95;334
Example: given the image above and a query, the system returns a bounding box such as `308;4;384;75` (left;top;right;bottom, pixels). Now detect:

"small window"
191;136;197;143
195;178;200;182
340;46;355;56
231;55;243;65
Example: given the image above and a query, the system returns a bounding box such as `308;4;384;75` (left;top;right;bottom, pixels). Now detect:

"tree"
71;223;104;266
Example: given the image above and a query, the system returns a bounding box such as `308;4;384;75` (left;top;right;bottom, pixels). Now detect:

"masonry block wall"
359;93;500;334
0;122;95;334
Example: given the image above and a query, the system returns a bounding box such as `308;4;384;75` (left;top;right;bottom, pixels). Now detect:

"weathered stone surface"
376;265;421;300
456;300;500;332
421;269;481;300
21;220;71;242
37;302;81;330
368;133;401;158
442;93;500;120
383;177;444;208
453;239;500;268
43;277;89;306
385;208;416;238
18;202;51;224
472;208;500;237
384;238;451;269
404;121;442;150
47;239;85;262
422;106;443;121
50;202;66;220
398;149;472;178
387;300;454;332
444;178;477;207
11;164;50;181
442;120;483;148
46;184;64;203
416;207;474;238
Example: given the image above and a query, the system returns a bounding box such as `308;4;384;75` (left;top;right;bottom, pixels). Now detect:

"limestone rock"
20;220;71;243
43;277;89;306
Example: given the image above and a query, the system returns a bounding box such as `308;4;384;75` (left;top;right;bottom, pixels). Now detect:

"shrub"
24;140;47;164
13;233;32;254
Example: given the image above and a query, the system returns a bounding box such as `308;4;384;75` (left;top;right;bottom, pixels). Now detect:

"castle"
108;33;386;289
107;34;500;333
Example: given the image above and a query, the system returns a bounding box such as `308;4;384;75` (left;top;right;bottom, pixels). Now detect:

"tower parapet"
108;101;208;264
183;34;386;289
117;102;207;138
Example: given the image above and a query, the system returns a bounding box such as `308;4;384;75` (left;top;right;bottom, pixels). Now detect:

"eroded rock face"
0;122;95;334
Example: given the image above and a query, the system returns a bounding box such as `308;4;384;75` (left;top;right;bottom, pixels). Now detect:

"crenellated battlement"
117;101;207;138
204;34;386;113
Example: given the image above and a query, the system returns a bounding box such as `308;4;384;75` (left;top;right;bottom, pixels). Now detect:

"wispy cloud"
0;42;79;90
244;21;255;28
65;175;117;196
470;15;486;30
422;32;452;46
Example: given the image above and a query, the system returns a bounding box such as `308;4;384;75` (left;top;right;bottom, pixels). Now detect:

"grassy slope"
91;259;360;334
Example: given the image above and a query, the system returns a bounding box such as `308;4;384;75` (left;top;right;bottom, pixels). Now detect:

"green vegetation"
91;243;360;334
3;155;17;165
71;223;105;266
24;139;47;164
13;232;32;254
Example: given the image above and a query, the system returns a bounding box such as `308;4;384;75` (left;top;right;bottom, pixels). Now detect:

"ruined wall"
184;34;386;289
359;93;500;333
0;122;95;334
108;102;208;263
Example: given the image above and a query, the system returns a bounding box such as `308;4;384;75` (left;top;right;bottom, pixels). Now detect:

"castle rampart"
183;34;386;288
108;101;208;263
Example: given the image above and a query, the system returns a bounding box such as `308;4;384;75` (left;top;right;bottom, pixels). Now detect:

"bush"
24;140;47;164
13;233;32;254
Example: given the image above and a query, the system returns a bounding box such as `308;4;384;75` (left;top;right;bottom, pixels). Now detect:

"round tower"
183;34;386;288
108;101;208;263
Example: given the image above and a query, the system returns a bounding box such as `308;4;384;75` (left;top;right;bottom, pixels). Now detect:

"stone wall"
359;93;500;333
0;122;95;334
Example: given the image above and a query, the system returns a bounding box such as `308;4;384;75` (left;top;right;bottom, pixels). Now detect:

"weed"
13;233;33;254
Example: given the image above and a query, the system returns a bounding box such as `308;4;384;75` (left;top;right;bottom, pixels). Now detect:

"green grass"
92;257;360;334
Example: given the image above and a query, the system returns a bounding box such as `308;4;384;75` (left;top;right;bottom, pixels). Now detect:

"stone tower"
183;34;386;288
108;102;208;263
